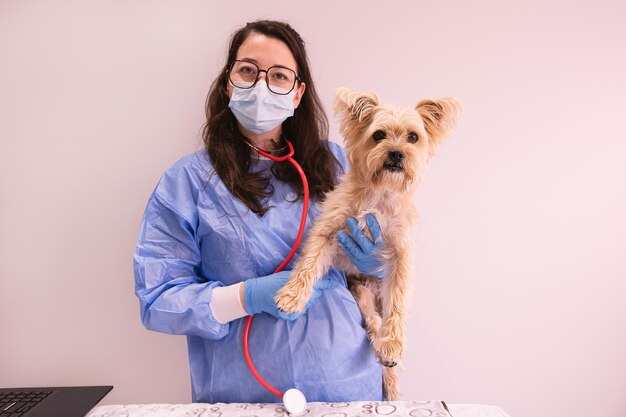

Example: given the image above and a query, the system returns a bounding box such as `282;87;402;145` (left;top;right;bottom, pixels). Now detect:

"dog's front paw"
274;278;312;314
373;337;404;367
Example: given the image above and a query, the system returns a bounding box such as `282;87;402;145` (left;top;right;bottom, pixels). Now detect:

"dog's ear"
415;97;463;147
334;87;380;125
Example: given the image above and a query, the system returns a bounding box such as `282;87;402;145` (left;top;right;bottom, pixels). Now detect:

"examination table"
87;400;511;417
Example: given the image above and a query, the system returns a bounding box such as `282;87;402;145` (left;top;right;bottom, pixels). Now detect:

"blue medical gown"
133;142;383;403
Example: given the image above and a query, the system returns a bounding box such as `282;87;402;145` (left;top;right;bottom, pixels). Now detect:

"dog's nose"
388;150;404;162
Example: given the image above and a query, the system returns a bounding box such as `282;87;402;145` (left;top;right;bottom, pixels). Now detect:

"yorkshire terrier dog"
275;87;463;400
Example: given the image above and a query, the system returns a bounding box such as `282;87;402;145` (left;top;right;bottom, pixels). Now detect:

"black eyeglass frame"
227;60;302;95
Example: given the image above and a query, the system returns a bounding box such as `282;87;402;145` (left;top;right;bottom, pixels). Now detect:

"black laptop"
0;386;112;417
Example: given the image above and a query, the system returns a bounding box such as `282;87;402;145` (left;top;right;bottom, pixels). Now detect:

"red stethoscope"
242;139;309;415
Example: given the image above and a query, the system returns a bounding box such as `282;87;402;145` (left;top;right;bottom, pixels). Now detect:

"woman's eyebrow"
238;57;259;64
238;57;294;71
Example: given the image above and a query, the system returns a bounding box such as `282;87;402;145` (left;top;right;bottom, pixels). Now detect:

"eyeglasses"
228;60;301;95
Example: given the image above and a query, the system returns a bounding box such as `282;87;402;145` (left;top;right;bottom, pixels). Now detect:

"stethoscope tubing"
242;140;310;399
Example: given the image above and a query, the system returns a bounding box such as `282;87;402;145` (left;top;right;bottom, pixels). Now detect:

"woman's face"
227;33;306;109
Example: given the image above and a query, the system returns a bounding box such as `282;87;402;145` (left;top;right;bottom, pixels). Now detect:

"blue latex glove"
244;270;340;320
337;214;386;279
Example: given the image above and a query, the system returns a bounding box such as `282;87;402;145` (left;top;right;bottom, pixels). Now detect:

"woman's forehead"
236;33;297;70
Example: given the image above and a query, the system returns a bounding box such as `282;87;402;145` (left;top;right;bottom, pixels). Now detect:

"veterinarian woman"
133;20;385;403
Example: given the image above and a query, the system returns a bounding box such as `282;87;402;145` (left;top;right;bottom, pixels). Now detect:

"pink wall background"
1;2;625;416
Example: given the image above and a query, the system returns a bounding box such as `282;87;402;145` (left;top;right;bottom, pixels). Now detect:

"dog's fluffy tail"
383;367;400;400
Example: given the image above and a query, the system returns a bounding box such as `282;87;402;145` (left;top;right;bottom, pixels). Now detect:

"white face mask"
228;82;296;135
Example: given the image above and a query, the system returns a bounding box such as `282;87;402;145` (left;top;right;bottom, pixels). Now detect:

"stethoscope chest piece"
283;388;307;415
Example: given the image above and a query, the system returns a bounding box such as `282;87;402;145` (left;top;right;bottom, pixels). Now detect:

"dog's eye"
407;132;419;143
373;130;386;142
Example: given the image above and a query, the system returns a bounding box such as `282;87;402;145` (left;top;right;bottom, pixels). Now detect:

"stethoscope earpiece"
241;136;293;160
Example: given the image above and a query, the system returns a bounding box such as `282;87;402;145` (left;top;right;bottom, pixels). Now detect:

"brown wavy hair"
202;20;341;216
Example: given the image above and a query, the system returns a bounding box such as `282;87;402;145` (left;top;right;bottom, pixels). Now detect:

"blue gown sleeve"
326;140;350;176
133;190;229;340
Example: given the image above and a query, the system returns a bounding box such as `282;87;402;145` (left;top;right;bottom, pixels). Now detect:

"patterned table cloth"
87;401;510;417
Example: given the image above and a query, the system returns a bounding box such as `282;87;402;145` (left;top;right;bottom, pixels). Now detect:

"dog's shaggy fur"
275;88;462;400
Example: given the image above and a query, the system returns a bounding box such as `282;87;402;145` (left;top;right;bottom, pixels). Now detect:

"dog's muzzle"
383;150;405;172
